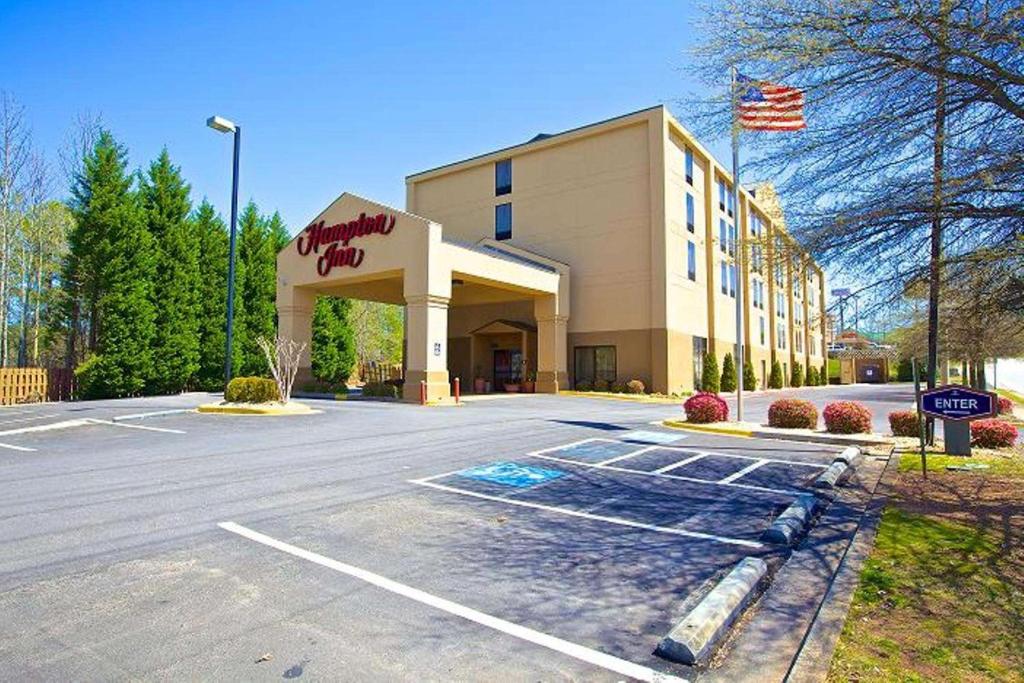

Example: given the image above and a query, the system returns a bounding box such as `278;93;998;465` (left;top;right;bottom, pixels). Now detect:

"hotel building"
277;106;826;402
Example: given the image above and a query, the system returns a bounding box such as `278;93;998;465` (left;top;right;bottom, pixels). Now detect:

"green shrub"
768;359;784;389
701;352;720;393
593;378;611;392
575;380;592;392
791;362;804;388
626;379;645;394
807;366;821;386
743;360;757;391
897;358;915;382
768;399;818;429
225;376;281;403
721;353;737;392
362;382;399;398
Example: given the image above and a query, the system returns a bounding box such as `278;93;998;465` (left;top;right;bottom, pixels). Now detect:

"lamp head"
206;115;236;133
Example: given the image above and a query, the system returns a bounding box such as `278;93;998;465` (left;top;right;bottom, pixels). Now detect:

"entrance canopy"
277;193;570;401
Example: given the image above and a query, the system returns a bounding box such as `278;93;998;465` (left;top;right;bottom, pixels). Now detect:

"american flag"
736;72;806;131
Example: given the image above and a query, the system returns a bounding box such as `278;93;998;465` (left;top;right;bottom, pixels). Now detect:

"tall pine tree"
311;296;356;386
140;149;199;394
192;200;238;390
236;201;276;376
71;131;156;398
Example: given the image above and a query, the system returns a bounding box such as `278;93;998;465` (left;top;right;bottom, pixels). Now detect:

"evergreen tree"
311;296;356;386
791;361;804;388
804;364;814;386
236;202;276;376
193;200;234;390
743;359;757;391
720;352;737;392
72;132;156;398
807;366;820;386
266;211;291;253
822;364;829;386
140;149;198;394
768;358;784;389
701;351;720;393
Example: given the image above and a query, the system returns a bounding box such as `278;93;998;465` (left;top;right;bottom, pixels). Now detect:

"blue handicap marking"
457;461;566;488
618;430;684;445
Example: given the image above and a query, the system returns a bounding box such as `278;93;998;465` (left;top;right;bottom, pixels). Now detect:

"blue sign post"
920;385;997;455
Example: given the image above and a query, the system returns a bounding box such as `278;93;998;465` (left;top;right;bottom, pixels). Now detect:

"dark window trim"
495;202;512;241
495;159;512;196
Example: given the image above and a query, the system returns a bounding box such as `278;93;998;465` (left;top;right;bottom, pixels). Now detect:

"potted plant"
521;371;536;393
473;366;486;394
504;380;521;393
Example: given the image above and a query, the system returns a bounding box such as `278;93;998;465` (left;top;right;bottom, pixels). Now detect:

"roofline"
405;105;663;180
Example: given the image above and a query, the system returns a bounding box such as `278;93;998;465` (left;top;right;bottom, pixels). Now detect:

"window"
777;292;786;318
687;241;696;281
727;223;736;257
727;188;735;218
495;202;512;240
729;264;737;298
686;194;695;232
685;148;694;185
693;337;707;390
574;346;616;387
718;179;726;211
759;316;766;345
777;323;787;350
795;306;803;325
796;333;803;353
720;262;728;294
495;159;512;196
719;219;727;253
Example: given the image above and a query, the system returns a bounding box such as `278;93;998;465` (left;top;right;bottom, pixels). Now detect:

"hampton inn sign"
296;212;397;276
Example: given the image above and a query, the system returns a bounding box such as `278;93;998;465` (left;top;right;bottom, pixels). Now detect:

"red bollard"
454;377;461;404
419;379;427;405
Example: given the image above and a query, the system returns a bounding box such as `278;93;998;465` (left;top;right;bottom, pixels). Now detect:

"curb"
196;403;320;416
762;494;819;546
559;391;683;405
292;391;351;401
662;420;755;438
656;557;768;665
833;446;864;469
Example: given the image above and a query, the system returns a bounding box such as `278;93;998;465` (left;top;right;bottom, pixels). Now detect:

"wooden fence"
357;361;404;385
0;367;75;405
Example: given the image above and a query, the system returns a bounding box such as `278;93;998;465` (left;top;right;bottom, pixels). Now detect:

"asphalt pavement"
0;384;904;681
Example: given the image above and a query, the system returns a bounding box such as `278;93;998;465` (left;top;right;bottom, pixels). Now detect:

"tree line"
0;92;404;398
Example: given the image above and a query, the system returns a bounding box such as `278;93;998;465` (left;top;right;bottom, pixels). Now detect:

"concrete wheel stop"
656;557;768;665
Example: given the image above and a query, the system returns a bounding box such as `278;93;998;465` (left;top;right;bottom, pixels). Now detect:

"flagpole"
731;66;745;422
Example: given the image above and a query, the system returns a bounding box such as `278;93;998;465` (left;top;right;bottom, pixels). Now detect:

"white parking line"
0;418;90;436
653;452;708;474
412;479;764;549
219;521;688;683
595;445;657;466
0;413;59;427
84;418;185;434
530;453;800;496
718;459;770;484
0;441;36;452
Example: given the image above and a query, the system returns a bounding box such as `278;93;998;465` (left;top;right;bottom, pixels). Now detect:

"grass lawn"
829;443;1024;682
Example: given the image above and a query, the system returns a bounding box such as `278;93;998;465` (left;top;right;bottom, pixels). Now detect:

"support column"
403;293;451;402
277;286;315;385
535;294;568;393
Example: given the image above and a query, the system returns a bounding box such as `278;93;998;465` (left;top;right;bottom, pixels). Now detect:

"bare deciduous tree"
257;335;306;403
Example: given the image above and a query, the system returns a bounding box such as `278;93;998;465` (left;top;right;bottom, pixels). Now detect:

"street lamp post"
207;115;241;389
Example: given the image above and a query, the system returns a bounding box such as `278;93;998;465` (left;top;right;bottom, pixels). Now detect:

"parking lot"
0;392;871;681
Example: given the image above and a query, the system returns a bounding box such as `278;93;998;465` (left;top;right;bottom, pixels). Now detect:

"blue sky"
2;0;729;233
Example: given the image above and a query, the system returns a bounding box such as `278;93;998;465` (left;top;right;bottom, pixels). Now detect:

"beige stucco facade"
277;105;825;401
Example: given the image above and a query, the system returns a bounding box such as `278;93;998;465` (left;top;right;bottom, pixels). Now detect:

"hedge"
998;396;1013;415
362;382;400;398
684;392;729;423
768;399;818;429
225;376;281;403
970;419;1017;448
888;410;920;437
823;401;873;434
626;379;645;394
